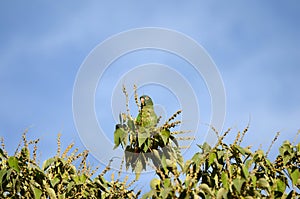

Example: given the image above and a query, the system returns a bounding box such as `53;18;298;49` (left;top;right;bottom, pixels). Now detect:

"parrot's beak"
140;97;145;106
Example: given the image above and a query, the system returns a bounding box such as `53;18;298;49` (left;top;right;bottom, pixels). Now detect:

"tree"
113;86;299;198
1;86;299;198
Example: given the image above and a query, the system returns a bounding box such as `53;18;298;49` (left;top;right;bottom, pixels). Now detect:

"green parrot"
136;95;158;128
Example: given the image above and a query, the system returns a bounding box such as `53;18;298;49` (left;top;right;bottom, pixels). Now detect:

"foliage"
1;130;299;199
142;129;300;198
0;132;139;199
113;86;192;180
1;86;299;198
114;86;299;198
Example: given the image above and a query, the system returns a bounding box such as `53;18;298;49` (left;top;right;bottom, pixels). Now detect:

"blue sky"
1;1;300;189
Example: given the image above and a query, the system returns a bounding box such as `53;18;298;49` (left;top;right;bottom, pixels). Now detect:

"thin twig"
14;138;22;156
62;143;74;158
233;131;241;145
56;133;62;157
266;131;280;157
164;110;182;126
292;129;300;145
122;85;131;116
100;158;114;176
238;124;250;145
118;155;125;179
1;137;8;157
134;85;140;110
22;129;29;148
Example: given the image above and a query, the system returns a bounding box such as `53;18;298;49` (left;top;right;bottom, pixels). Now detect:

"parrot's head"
140;95;153;108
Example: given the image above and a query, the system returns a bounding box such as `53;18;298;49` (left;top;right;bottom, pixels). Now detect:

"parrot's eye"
145;96;149;100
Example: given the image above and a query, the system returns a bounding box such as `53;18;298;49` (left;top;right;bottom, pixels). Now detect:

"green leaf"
0;169;7;184
67;181;75;192
217;150;225;161
216;188;227;199
46;187;57;199
191;152;201;166
290;168;300;185
208;152;216;166
161;155;167;171
166;159;176;168
221;171;229;189
233;178;245;193
5;169;12;181
244;147;252;155
150;178;160;190
276;178;286;193
242;165;249;178
127;119;135;131
73;175;79;184
50;177;60;187
32;186;42;199
8;156;20;173
163;178;171;187
199;183;213;196
134;159;143;180
161;129;170;145
42;157;56;171
152;149;160;160
114;127;126;149
257;178;270;189
251;175;257;187
114;127;121;148
161;187;172;198
184;175;192;188
245;159;253;169
80;174;87;183
202;142;211;153
235;145;246;155
142;190;156;199
279;141;292;158
58;193;66;199
138;129;149;148
73;174;87;185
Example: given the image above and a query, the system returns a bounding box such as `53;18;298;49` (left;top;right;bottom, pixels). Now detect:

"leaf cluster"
143;129;300;199
113;86;187;180
0;132;138;199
